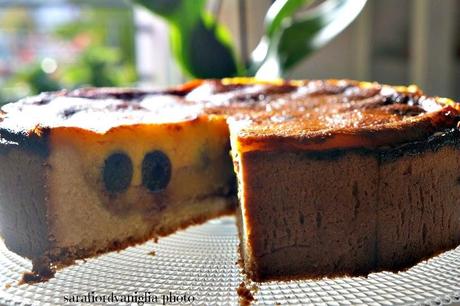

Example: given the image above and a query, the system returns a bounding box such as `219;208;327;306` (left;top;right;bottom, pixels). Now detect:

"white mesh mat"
0;217;459;305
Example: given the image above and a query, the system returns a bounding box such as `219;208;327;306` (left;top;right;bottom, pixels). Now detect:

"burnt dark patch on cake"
163;88;193;96
317;128;460;162
347;92;423;114
24;91;67;106
188;80;260;96
385;104;425;117
68;88;154;101
379;128;460;162
113;102;146;111
21;268;55;285
61;106;81;118
142;150;172;192
20;258;56;285
247;126;460;164
103;152;133;193
381;93;440;116
0;127;50;157
383;92;419;106
31;94;56;105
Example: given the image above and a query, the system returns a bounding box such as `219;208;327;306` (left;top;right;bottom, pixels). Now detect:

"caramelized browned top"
185;79;460;151
1;78;459;152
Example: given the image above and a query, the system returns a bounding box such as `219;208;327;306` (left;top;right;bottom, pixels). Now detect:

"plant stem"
238;0;249;66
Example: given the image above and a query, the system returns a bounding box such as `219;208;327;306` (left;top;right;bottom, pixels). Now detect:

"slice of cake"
226;80;460;281
0;79;459;283
0;87;235;280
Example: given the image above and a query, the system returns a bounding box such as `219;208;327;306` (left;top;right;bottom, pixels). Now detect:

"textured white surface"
0;216;460;305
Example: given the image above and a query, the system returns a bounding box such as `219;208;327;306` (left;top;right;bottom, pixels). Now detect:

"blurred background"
0;0;458;105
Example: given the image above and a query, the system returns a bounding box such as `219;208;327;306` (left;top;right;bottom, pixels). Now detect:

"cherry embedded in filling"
142;150;172;192
102;152;133;193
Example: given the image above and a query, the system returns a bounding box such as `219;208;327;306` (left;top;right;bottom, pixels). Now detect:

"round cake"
0;78;459;282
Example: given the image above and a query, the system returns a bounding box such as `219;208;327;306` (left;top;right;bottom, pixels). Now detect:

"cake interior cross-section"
0;78;459;282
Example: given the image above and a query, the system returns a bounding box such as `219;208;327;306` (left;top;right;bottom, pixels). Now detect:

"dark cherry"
142;150;172;192
102;152;133;193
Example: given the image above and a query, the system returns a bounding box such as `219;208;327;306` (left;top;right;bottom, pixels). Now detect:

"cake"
227;80;460;281
0;78;459;283
0;86;235;281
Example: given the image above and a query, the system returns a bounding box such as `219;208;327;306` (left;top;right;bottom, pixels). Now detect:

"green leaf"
133;0;182;17
185;15;239;78
250;0;312;75
134;0;239;78
134;0;205;27
265;0;313;38
253;0;367;78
